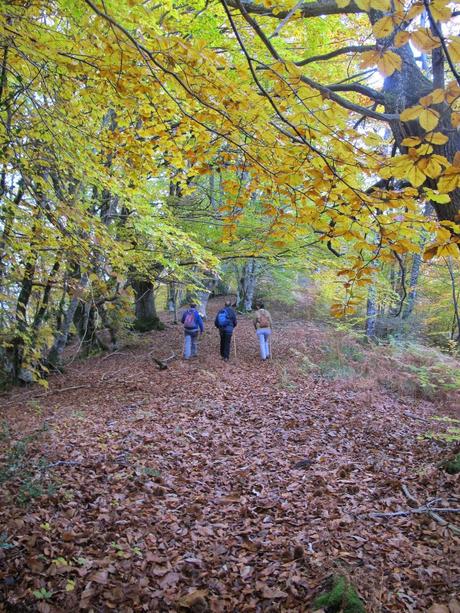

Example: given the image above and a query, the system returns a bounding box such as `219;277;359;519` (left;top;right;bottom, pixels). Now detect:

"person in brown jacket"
254;303;272;360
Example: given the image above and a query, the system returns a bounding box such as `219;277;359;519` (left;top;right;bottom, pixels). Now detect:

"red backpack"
184;309;196;328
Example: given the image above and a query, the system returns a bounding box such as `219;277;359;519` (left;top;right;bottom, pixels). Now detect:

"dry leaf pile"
1;301;459;612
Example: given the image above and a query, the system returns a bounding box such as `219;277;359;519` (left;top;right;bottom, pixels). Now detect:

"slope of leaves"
0;300;459;612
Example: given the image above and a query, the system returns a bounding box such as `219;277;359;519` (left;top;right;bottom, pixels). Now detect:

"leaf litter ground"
1;300;459;612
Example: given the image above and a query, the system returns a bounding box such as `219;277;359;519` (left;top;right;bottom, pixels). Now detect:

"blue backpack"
217;309;230;328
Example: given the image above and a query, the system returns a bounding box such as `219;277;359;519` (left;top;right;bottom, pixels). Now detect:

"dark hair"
258;303;265;309
189;303;196;308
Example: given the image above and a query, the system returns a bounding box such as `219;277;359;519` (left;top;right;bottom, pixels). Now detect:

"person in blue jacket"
181;303;204;360
214;300;237;362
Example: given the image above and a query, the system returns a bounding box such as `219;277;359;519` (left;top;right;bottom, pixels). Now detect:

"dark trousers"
220;330;232;359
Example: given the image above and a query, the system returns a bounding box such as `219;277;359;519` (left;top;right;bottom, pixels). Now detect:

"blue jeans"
257;328;271;359
184;330;198;359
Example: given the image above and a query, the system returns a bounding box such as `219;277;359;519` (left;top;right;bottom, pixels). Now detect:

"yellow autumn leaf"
369;0;391;10
448;37;460;63
335;0;351;7
417;157;443;179
406;163;427;187
438;167;460;192
401;136;421;147
416;143;433;155
354;0;371;9
377;51;401;76
394;31;411;48
373;15;395;38
437;243;459;258
452;112;460;128
411;28;441;52
425;131;448;145
445;81;460;104
430;88;445;104
425;189;450;204
423;244;439;261
430;0;452;22
359;50;380;69
400;105;423;122
453;151;460;167
419;107;439;130
436;226;451;242
407;2;424;18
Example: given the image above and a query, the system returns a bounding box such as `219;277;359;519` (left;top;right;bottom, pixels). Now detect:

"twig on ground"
101;351;128;361
403;411;433;423
43;460;81;470
33;385;90;398
368;507;460;518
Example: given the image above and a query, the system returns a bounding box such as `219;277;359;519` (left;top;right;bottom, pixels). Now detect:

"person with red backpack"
181;303;204;360
254;303;272;360
214;300;237;362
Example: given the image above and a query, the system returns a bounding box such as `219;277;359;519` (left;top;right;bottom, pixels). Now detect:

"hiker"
254;302;272;360
214;300;237;362
181;303;204;360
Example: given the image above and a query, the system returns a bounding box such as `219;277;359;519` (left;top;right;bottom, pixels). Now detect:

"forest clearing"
1;299;459;612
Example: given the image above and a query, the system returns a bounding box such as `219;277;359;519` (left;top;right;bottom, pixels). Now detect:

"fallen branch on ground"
42;460;81;470
149;351;176;370
366;485;460;535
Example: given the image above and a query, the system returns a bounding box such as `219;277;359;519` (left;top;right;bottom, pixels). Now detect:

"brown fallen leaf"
90;569;109;585
261;585;288;599
178;589;208;611
428;605;450;613
449;600;460;613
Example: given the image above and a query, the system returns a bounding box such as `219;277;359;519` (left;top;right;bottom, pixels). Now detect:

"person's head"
224;300;232;307
189;303;196;309
258;302;265;309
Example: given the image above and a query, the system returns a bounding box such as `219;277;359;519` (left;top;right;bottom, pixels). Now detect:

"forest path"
1;299;458;612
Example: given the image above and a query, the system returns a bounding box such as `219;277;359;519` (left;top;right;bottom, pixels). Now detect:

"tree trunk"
402;253;422;320
167;282;179;323
446;258;460;343
32;259;60;335
47;274;88;369
237;259;258;311
132;279;163;331
73;301;98;355
194;275;219;318
365;282;378;339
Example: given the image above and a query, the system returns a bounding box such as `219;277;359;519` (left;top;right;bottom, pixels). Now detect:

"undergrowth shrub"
296;326;460;402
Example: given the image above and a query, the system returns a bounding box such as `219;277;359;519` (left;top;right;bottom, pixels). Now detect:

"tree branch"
295;45;375;66
226;0;363;19
326;83;384;103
